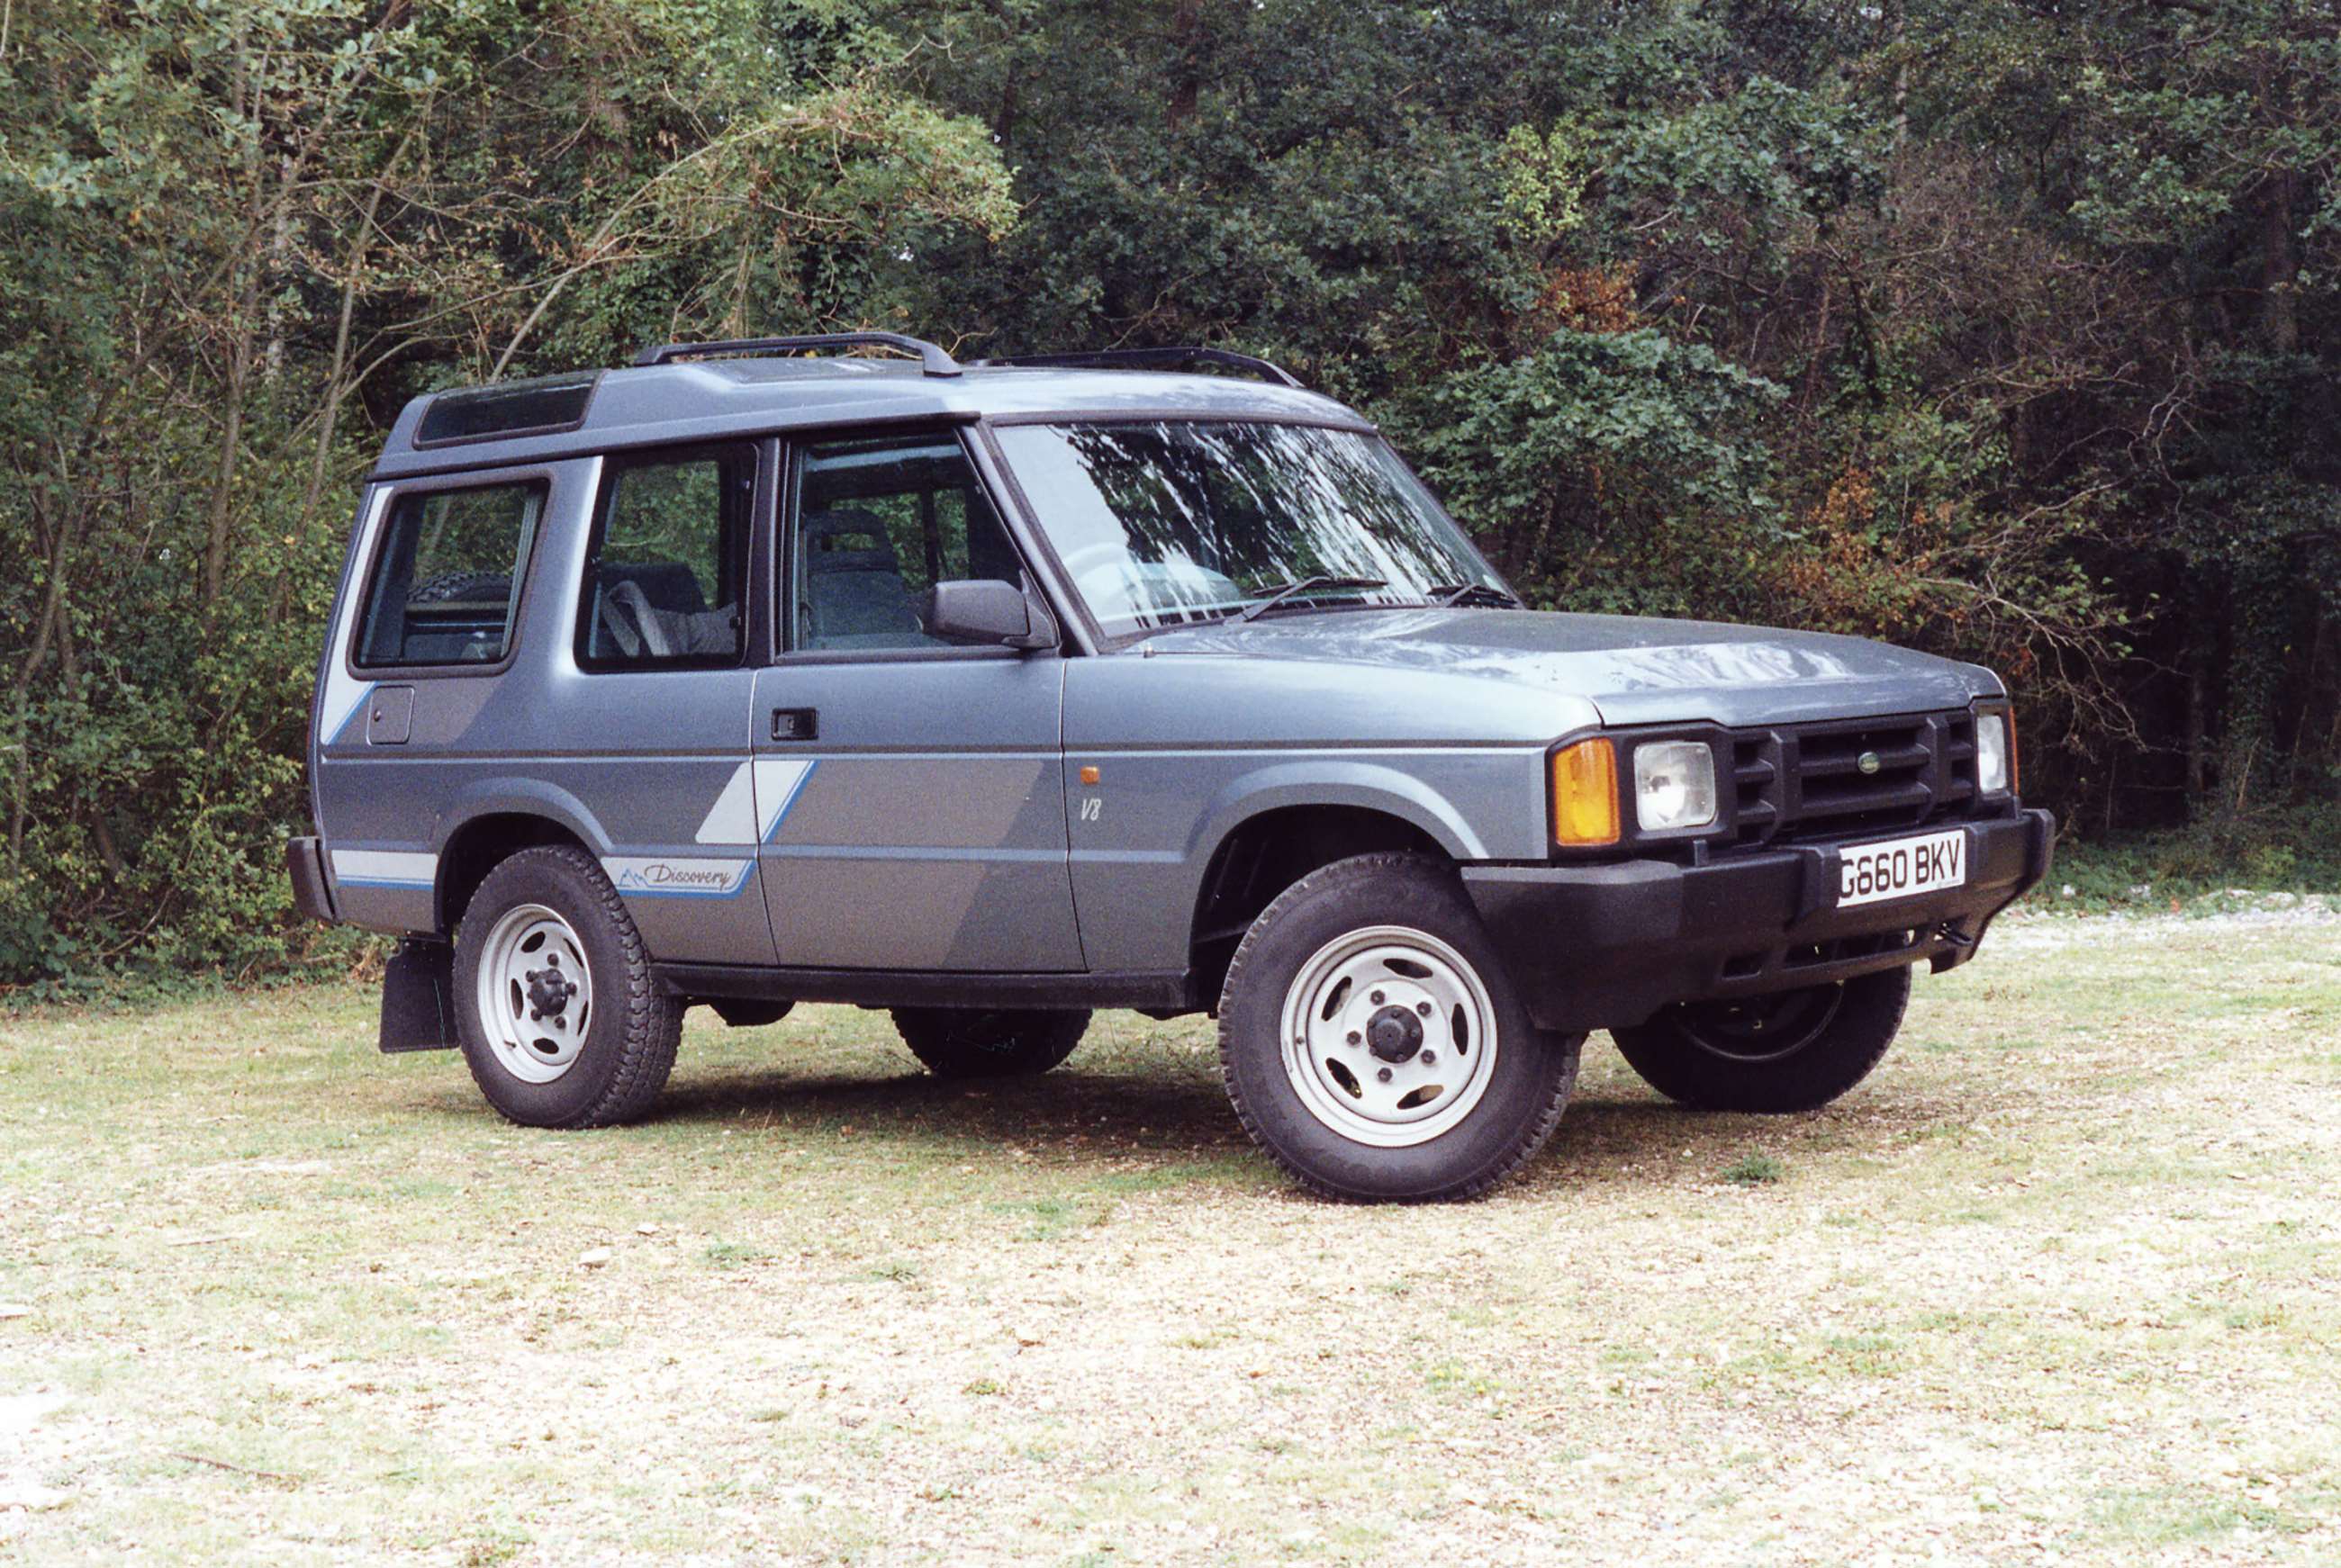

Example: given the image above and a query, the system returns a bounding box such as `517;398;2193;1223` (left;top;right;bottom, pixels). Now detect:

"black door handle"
772;707;818;742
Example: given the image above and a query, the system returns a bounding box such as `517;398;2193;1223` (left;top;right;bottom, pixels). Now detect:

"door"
553;441;775;967
751;427;1083;972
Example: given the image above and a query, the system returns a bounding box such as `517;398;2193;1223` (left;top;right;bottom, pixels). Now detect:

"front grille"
1729;711;1978;848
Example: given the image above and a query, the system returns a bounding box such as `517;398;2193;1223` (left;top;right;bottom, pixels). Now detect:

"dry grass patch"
3;909;2338;1563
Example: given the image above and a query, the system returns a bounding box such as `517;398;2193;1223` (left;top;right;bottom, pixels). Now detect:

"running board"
655;962;1196;1014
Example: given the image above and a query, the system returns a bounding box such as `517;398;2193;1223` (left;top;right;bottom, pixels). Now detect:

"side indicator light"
1552;738;1620;846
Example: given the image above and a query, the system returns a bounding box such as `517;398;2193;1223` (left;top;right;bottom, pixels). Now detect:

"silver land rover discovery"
288;333;2052;1201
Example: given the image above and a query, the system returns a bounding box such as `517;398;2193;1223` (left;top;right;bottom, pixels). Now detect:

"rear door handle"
772;707;818;742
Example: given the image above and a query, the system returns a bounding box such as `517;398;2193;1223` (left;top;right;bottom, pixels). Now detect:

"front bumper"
1460;809;2054;1035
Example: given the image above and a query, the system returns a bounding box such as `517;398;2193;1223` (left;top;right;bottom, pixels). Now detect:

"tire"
1611;964;1912;1113
408;570;511;605
890;1007;1090;1079
451;844;681;1128
1216;852;1583;1203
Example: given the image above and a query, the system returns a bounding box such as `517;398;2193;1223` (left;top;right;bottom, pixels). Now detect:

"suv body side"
306;424;1098;984
296;359;2047;1041
311;455;780;969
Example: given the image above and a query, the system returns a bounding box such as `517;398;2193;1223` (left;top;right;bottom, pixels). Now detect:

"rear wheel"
452;845;680;1128
1217;853;1581;1203
890;1007;1089;1078
1612;965;1912;1113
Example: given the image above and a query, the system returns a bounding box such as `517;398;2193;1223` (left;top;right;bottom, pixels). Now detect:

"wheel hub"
1277;925;1501;1149
1365;1005;1424;1063
475;903;595;1085
525;958;576;1023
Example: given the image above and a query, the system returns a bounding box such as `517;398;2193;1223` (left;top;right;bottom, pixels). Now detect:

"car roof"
369;359;1373;480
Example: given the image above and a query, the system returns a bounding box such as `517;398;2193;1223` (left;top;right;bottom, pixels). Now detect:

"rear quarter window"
576;446;755;670
356;482;546;669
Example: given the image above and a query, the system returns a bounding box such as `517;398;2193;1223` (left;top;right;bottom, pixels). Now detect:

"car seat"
589;559;734;660
800;509;926;646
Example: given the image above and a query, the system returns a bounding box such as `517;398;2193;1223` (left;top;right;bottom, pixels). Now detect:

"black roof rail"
633;331;963;378
972;346;1305;389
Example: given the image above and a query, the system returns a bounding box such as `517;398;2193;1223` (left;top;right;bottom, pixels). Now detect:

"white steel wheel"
475;902;595;1085
1277;924;1500;1148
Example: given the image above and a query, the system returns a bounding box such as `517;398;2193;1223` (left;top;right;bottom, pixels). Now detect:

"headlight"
1550;738;1619;846
1632;740;1717;832
1976;712;2013;795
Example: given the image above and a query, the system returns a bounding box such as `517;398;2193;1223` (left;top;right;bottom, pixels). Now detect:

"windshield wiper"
1426;581;1521;608
1234;575;1389;623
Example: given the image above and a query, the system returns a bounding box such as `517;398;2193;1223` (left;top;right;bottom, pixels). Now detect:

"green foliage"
0;0;1013;987
1496;121;1594;245
2052;802;2341;913
3;0;2338;987
1721;1153;1786;1187
1409;329;1786;616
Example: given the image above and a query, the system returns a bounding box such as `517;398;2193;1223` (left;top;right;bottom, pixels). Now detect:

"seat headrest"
802;508;900;573
596;558;707;615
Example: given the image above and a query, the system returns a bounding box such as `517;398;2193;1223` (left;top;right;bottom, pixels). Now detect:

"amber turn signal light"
1551;737;1620;846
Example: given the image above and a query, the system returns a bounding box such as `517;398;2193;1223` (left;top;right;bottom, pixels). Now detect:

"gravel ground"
3;910;2337;1565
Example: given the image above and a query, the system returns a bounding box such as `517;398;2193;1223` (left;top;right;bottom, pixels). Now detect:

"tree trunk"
1167;0;1202;131
199;307;257;609
2259;167;2300;356
2184;629;2210;812
278;131;411;617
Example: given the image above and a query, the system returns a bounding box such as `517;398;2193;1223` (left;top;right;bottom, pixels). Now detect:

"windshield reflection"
992;421;1505;640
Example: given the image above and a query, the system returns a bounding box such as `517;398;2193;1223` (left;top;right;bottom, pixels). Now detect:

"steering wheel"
1054;543;1247;617
1054;541;1135;598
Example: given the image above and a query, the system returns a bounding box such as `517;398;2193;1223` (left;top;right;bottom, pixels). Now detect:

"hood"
1132;607;2000;728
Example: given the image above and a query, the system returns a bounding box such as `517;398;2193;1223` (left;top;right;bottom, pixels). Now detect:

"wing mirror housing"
923;579;1053;650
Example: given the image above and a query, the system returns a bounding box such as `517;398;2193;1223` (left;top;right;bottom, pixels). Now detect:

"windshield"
990;421;1507;640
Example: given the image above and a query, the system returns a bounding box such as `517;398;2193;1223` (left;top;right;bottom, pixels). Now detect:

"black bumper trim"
285;836;337;924
1461;809;2054;1034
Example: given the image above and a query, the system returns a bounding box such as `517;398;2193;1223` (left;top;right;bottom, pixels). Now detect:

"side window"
789;432;1025;652
356;481;544;668
577;445;755;669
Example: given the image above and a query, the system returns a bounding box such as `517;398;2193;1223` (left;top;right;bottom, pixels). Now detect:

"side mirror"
923;579;1051;650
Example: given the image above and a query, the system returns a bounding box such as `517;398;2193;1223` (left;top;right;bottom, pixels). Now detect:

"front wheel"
1612;964;1912;1113
1217;853;1582;1203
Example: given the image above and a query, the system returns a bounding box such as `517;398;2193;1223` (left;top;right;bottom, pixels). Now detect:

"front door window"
789;433;1026;651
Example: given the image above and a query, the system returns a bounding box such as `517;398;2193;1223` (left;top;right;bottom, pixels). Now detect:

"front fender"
1185;760;1494;866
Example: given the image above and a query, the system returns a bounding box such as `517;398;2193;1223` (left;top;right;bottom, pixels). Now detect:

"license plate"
1837;828;1966;908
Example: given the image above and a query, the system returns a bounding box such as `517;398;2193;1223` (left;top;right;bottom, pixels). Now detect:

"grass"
2;914;2339;1563
1717;1151;1785;1186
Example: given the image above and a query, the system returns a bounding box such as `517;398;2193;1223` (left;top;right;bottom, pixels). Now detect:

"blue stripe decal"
764;759;819;843
324;682;375;746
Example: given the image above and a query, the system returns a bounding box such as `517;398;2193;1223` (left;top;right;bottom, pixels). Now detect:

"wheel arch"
1184;763;1489;867
431;784;609;935
1186;798;1455;1011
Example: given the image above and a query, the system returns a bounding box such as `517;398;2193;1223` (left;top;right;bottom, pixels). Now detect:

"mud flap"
379;938;459;1054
